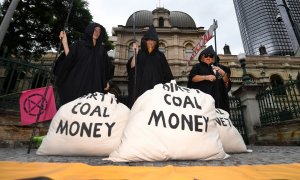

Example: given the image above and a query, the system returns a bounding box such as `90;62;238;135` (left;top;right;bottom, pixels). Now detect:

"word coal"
56;119;115;138
71;102;109;117
164;94;202;110
148;110;209;132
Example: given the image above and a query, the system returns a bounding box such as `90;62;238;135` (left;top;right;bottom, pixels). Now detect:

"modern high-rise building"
233;0;300;56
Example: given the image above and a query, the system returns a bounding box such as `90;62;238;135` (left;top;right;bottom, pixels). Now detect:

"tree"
0;0;113;61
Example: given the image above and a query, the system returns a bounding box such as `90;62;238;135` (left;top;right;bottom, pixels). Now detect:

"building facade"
233;0;300;56
111;7;205;95
109;6;300;97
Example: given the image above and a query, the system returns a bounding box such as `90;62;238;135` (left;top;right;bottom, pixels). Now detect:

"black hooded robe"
53;23;112;105
188;60;232;113
127;25;174;108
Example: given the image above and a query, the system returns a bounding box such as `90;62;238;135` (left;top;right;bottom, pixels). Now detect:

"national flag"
19;86;57;126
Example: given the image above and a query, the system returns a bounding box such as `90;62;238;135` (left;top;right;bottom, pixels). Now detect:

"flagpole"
132;12;138;104
214;19;219;65
213;19;221;110
188;20;217;65
27;0;74;154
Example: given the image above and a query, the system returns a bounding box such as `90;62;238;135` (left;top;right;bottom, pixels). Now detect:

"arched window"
159;17;164;27
270;74;285;95
185;43;193;60
128;42;135;60
159;42;166;55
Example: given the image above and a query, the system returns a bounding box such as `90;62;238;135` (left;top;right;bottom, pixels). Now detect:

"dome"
126;9;197;28
170;11;196;28
126;10;153;27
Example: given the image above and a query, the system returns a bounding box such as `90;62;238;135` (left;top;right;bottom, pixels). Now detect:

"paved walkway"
0;146;299;166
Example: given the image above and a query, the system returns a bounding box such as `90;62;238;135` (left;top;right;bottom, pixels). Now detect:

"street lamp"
237;53;251;84
276;0;300;55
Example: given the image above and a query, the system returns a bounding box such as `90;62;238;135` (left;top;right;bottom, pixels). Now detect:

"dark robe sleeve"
215;64;232;113
135;52;146;97
108;57;115;80
52;53;65;77
52;43;80;104
53;43;78;85
126;57;135;108
187;63;215;95
220;65;232;92
187;64;199;89
160;53;174;83
126;57;135;82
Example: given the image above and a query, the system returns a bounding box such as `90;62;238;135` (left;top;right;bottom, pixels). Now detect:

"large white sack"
215;108;252;153
37;92;129;156
106;80;228;162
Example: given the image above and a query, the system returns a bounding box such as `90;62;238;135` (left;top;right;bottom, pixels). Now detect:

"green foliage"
0;0;114;61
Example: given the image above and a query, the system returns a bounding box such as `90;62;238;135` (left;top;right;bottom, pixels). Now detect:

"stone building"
111;7;205;95
110;6;300;97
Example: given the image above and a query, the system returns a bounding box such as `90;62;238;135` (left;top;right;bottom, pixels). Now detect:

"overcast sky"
0;0;244;55
87;0;245;55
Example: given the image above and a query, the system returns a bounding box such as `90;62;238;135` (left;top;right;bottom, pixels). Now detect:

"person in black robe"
53;23;112;105
127;25;174;108
187;45;232;113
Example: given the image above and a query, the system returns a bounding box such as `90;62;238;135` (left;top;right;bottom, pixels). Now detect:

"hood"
83;22;107;47
140;25;159;52
198;45;215;63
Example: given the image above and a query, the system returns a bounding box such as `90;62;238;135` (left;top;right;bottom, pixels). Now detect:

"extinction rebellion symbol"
23;93;48;116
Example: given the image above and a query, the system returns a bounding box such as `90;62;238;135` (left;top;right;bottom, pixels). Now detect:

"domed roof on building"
126;10;153;27
169;11;196;28
125;9;196;28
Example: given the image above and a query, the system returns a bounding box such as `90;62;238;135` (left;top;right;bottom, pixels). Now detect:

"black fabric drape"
127;25;173;108
188;61;231;112
53;23;112;105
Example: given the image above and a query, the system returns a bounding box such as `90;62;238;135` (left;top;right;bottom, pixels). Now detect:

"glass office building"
233;0;300;56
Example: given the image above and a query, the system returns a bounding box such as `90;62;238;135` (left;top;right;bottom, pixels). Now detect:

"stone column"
233;84;263;144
